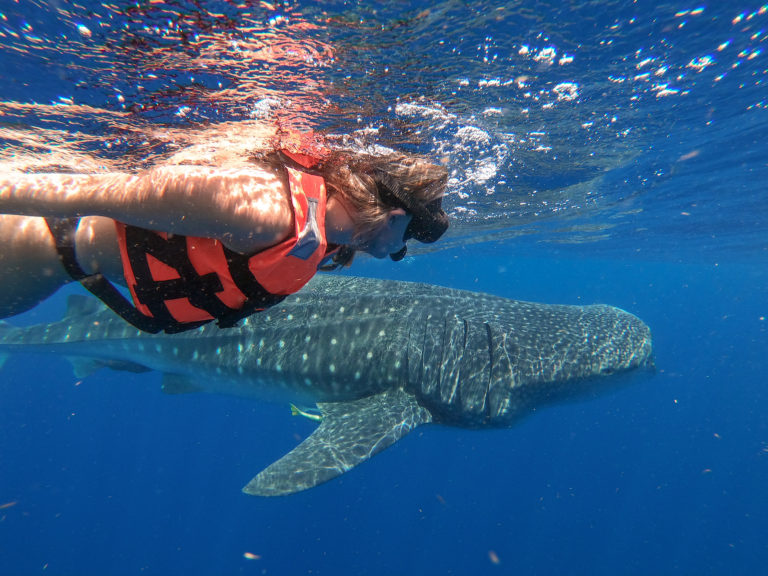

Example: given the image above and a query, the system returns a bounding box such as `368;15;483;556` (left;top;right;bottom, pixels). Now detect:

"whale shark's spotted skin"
0;276;653;496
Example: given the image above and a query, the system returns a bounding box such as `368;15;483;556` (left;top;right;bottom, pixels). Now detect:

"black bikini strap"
45;217;165;334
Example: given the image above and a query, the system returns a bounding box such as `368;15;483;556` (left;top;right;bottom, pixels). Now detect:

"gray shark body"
0;276;653;496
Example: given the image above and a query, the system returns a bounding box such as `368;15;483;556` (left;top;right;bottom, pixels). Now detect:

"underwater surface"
0;1;766;574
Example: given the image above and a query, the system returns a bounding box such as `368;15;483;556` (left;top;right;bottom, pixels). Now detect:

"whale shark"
0;276;653;496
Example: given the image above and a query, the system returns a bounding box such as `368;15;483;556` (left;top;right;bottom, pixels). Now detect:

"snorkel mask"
372;169;449;261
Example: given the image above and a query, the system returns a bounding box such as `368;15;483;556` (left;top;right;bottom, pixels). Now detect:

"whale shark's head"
404;302;654;428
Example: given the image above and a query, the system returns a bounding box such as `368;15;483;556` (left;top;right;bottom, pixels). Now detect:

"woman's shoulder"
162;121;281;168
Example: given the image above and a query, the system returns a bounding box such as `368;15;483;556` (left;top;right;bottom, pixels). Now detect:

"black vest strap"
218;247;287;327
46;219;292;333
44;218;165;333
122;226;236;332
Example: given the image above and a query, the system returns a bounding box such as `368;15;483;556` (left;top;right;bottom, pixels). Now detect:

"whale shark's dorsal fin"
65;294;106;318
243;388;433;496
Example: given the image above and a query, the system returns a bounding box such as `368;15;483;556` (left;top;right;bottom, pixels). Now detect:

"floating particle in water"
687;55;714;71
76;24;91;38
553;82;579;102
534;47;557;64
243;552;261;560
677;149;700;162
488;550;501;564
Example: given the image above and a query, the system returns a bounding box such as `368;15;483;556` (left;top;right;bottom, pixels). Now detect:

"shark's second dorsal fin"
65;294;106;319
242;388;433;497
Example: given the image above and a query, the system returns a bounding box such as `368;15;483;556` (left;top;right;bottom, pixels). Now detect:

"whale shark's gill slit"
404;325;411;386
418;314;437;395
484;321;494;422
438;316;466;406
485;322;517;421
454;320;490;420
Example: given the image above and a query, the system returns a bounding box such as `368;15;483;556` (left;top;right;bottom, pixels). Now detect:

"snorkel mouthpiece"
389;245;408;261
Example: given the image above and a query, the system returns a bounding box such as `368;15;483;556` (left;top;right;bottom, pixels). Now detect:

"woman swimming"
0;127;448;333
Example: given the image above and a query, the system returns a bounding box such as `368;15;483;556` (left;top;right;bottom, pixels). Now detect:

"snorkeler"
0;133;448;333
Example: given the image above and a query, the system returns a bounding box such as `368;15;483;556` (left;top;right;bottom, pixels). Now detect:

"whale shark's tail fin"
243;388;433;496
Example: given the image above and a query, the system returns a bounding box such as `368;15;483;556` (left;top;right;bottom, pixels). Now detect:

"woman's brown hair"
320;152;448;239
256;147;449;267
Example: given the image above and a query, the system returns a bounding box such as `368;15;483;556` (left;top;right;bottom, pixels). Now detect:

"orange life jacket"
114;158;329;332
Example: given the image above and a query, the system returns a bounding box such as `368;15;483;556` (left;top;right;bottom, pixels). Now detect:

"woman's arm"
0;165;294;253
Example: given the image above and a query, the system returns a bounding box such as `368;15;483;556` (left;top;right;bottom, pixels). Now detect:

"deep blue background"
1;0;767;573
2;248;766;576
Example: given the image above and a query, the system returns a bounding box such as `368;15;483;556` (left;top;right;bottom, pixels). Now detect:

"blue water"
1;1;767;575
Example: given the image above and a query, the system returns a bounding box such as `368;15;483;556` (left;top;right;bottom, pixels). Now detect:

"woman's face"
355;209;411;259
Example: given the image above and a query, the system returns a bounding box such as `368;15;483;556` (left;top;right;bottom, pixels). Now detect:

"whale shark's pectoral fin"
243;388;433;497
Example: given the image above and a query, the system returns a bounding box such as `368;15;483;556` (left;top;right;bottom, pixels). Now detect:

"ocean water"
0;1;766;575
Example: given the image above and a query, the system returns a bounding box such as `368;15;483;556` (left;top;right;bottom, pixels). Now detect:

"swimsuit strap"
45;217;165;333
